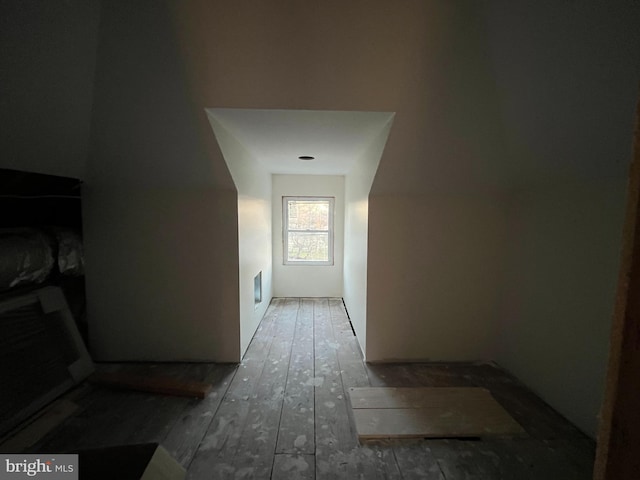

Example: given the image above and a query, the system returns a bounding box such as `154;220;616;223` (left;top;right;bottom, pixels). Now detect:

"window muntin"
283;196;334;265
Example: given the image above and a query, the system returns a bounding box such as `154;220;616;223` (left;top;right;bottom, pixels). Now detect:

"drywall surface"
167;0;514;362
0;1;100;179
482;1;640;437
482;0;640;189
208;113;273;357
84;187;240;361
366;192;508;362
272;175;344;297
84;2;240;361
343;120;393;357
498;181;626;437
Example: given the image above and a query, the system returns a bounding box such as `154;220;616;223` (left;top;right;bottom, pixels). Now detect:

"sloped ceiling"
206;108;394;175
482;1;640;188
171;1;639;193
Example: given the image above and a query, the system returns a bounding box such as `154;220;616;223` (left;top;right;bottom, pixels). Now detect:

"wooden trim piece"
89;372;212;399
594;90;640;480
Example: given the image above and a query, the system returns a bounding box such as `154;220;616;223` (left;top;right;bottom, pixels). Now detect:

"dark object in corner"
0;286;94;438
0;168;81;229
0;227;85;292
0;168;87;343
77;443;185;480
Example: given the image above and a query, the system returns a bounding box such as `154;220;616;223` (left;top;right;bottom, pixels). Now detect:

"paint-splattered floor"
33;298;595;479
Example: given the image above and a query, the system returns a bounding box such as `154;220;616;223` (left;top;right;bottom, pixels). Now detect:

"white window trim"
283;196;334;266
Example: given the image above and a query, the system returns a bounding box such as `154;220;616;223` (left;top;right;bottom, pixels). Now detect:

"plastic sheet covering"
0;229;55;291
54;228;85;276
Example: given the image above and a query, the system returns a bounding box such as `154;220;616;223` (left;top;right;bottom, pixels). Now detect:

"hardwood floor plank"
352;440;403;479
314;298;403;480
392;440;444;480
411;363;478;388
272;454;315;480
484;438;592;480
45;364;191;450
328;298;369;389
124;395;191;446
230;298;299;478
32;365;165;452
365;363;424;387
428;439;502;480
186;298;284;479
120;364;192;446
314;298;358;479
276;298;315;454
162;363;237;468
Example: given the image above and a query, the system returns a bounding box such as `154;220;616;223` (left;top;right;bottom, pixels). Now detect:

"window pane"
287;200;329;231
287;232;329;262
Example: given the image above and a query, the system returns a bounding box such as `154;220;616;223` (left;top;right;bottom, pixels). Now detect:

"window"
283;196;334;265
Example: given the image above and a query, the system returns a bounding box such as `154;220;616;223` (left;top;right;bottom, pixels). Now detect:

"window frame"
282;196;335;266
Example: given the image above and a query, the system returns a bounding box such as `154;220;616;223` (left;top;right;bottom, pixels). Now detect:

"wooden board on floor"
89;371;212;399
349;386;497;409
349;387;524;439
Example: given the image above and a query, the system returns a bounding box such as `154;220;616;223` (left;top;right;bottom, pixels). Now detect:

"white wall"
0;0;100;179
498;181;625;437
357;0;511;362
272;175;344;297
84;187;240;362
207;113;273;358
85;2;241;362
483;1;640;437
366;192;508;362
343;119;393;357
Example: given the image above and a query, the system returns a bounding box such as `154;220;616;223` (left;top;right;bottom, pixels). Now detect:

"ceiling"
206;108;394;175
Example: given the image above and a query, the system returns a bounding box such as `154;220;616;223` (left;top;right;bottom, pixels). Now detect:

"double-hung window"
283;196;334;265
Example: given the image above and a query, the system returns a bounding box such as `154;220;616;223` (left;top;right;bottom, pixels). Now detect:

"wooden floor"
32;298;595;479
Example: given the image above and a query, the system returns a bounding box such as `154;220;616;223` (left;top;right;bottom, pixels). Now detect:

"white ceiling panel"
206;108;394;175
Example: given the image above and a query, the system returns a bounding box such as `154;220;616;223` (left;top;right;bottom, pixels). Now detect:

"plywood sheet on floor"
349;387;525;439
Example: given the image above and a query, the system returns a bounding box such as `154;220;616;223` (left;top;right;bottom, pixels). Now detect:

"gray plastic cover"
54;228;85;276
0;229;55;291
